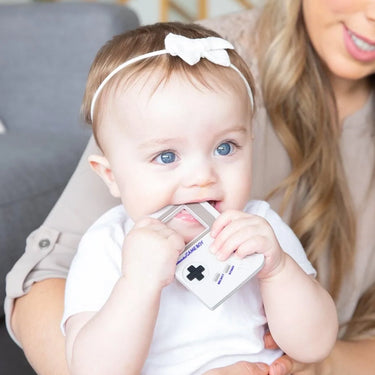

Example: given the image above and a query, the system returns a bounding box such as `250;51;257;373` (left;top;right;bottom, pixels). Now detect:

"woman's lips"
343;24;375;62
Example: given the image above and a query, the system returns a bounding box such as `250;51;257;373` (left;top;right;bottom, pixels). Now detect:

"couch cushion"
0;2;139;134
0;2;139;311
0;130;89;306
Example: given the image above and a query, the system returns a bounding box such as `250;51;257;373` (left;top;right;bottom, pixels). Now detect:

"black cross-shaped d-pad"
186;265;205;281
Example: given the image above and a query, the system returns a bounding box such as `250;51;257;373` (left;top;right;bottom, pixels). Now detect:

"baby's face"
99;73;253;232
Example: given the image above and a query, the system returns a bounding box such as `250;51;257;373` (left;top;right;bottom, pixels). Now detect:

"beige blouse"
5;9;375;344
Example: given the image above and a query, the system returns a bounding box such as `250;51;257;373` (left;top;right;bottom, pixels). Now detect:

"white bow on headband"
90;32;253;121
164;33;234;66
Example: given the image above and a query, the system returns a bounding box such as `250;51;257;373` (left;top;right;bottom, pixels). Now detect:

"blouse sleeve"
5;136;120;344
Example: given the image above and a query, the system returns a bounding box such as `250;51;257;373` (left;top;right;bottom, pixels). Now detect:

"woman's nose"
366;2;375;22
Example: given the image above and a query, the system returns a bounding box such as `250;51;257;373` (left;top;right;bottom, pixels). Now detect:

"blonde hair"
257;0;375;339
81;22;255;149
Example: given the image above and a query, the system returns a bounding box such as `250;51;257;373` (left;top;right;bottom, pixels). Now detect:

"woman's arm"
12;278;69;375
203;362;269;375
267;334;375;375
204;337;375;375
327;339;375;375
8;137;118;374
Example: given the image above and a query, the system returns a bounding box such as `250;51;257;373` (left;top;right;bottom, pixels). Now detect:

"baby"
62;22;338;375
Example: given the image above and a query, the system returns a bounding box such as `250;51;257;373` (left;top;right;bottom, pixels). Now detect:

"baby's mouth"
175;209;199;223
208;200;218;209
206;200;221;213
174;200;219;223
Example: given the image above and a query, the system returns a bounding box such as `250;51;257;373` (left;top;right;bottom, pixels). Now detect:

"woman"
6;0;375;374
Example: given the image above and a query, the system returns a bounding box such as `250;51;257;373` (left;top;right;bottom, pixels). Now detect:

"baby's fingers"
211;214;259;253
210;220;247;256
210;210;245;238
132;217;184;252
133;216;163;230
166;229;186;253
215;232;265;261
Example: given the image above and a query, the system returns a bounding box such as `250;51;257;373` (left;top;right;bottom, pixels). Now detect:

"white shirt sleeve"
61;206;125;334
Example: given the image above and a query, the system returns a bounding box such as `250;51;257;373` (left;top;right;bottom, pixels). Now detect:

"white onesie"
62;200;316;374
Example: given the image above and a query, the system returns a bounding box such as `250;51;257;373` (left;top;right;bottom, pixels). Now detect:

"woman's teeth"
349;30;375;52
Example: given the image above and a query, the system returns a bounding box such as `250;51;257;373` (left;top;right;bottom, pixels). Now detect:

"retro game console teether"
156;202;265;310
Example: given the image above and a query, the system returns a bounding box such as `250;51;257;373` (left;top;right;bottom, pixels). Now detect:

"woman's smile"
344;24;375;62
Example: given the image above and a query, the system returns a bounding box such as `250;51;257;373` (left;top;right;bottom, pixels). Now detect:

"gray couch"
0;3;139;373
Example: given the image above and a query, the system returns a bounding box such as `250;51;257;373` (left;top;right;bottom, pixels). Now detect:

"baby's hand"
121;217;185;288
210;210;286;279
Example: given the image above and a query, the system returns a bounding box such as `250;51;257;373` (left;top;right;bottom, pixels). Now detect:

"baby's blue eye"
155;151;176;164
215;142;234;156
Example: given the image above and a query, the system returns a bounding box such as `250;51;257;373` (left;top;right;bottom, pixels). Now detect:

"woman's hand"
268;355;325;375
264;331;328;375
200;331;333;375
202;361;269;375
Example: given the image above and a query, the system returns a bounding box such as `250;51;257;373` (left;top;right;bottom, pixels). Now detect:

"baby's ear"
88;155;121;198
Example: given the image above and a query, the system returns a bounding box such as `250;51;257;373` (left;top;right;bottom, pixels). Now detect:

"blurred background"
0;0;265;25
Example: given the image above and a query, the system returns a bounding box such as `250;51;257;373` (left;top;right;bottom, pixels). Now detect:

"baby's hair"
81;22;255;147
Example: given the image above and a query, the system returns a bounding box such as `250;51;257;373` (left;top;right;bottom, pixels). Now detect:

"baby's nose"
185;161;217;188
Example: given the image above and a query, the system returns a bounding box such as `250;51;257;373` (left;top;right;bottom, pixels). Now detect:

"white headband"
90;32;254;121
